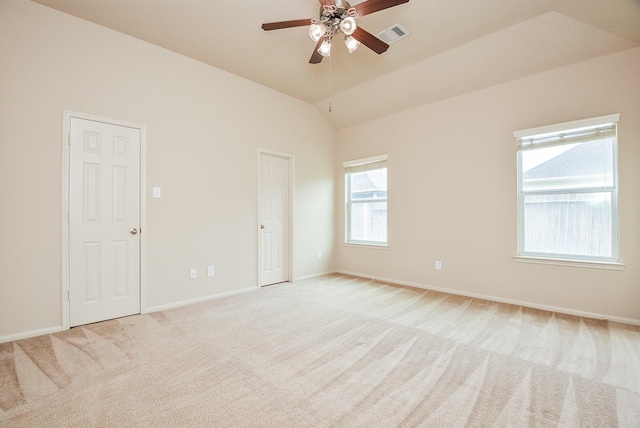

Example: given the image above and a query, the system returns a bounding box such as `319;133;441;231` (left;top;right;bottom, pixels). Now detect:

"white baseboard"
1;287;258;344
295;271;336;282
0;325;63;344
4;272;637;344
335;270;640;327
144;286;257;314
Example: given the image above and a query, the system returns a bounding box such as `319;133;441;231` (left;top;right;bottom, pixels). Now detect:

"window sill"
344;242;389;249
513;256;625;271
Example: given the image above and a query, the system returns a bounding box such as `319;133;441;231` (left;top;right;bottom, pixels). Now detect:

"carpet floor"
1;274;639;427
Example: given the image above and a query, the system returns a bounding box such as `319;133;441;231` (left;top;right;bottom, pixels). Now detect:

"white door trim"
257;149;295;287
61;110;147;330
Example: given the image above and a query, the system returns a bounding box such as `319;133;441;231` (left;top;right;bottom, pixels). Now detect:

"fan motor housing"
320;0;352;16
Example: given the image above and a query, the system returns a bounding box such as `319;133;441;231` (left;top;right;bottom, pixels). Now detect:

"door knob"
130;228;138;235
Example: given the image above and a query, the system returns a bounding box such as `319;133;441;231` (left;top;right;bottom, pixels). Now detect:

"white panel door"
69;118;141;326
259;154;289;286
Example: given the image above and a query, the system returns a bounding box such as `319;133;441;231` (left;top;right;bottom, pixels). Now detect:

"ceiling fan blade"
352;26;389;54
319;0;336;5
354;0;409;17
262;19;312;31
309;37;326;64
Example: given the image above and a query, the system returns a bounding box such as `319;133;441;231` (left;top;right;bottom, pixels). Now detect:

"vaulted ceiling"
31;0;640;128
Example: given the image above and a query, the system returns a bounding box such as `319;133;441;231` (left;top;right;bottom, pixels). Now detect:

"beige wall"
335;47;640;324
0;0;335;340
2;0;639;341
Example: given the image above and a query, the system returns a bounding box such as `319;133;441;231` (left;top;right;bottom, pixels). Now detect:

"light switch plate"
153;187;162;198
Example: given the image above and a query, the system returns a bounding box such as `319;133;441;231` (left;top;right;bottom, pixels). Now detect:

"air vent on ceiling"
376;24;410;44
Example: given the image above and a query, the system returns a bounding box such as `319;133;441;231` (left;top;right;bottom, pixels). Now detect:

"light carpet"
1;274;639;427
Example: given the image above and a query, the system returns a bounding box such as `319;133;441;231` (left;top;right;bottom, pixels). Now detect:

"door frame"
257;149;295;287
61;110;147;330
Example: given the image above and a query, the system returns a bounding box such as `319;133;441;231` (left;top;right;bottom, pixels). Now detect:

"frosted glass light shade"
339;16;357;35
345;36;360;53
309;23;324;41
318;39;331;57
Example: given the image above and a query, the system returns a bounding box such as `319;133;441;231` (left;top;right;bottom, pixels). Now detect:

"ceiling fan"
262;0;410;64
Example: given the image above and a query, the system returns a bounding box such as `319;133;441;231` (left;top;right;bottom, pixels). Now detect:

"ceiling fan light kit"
262;0;410;64
308;2;360;57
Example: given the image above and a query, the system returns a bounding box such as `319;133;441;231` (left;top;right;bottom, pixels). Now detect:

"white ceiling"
31;0;640;129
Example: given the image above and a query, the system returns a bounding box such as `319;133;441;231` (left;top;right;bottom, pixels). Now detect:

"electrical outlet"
435;261;442;271
190;268;197;279
317;251;322;260
208;266;215;277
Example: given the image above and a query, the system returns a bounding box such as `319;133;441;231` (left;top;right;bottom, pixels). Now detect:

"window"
514;114;619;262
344;155;388;245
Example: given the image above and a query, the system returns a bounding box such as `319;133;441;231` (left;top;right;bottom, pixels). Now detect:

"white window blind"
516;123;617;151
344;154;388;173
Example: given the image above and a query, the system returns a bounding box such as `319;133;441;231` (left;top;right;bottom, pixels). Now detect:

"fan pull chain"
329;54;332;113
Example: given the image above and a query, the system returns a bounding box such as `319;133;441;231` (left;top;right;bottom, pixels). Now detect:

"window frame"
344;155;388;247
514;114;620;264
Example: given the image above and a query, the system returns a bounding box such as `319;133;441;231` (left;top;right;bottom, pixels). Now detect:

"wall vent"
376;24;410;44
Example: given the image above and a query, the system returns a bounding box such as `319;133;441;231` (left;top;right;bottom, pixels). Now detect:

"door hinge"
67;290;71;301
68;133;71;145
67;212;70;223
